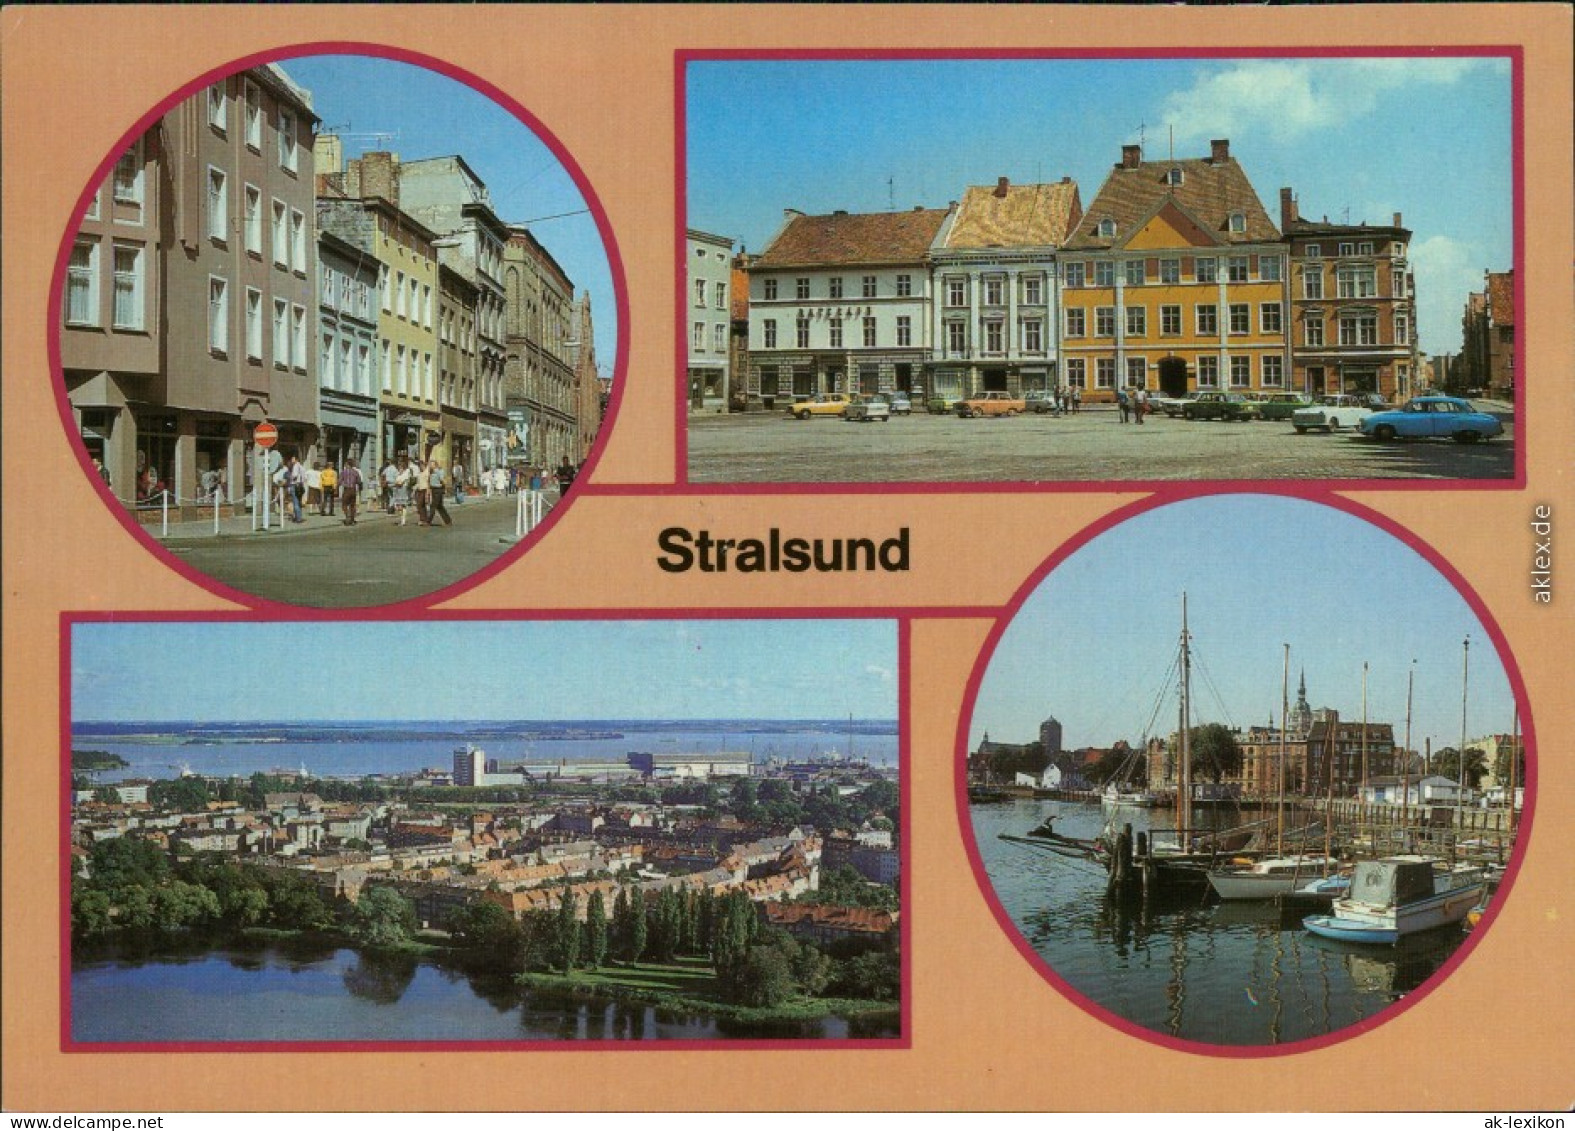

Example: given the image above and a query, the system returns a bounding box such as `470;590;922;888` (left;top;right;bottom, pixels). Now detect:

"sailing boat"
1100;745;1158;809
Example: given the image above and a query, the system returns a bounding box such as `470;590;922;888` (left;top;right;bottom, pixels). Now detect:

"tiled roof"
1066;145;1278;250
1487;271;1515;326
763;902;898;934
944;180;1081;249
755;208;951;268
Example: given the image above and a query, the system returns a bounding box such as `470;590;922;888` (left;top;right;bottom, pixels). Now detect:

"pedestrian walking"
391;454;413;526
414;459;432;525
1072;387;1082;414
286;455;306;523
427;460;452;527
380;459;396;512
1117;387;1131;424
1134;387;1148;425
555;455;577;496
319;462;338;516
339;460;363;526
451;461;465;504
305;462;323;512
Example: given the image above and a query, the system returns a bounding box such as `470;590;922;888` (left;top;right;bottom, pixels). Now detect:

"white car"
1292;394;1386;433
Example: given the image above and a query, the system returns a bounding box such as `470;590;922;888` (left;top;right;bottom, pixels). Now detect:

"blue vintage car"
1358;396;1504;444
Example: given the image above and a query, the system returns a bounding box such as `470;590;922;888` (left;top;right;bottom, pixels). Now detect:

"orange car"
955;391;1026;418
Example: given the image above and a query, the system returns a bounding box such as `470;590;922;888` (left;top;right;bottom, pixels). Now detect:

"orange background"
3;3;1572;1111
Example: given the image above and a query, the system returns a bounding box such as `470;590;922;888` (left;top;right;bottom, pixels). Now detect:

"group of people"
1040;387;1083;415
1115;386;1152;424
377;454;453;528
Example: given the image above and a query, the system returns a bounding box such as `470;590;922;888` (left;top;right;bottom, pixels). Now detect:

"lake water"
71;943;898;1043
969;798;1478;1049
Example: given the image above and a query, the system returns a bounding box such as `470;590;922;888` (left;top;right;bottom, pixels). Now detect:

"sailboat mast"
1508;705;1519;840
1179;593;1192;847
1457;637;1470;864
1278;644;1288;856
1402;661;1415;845
1359;662;1370;840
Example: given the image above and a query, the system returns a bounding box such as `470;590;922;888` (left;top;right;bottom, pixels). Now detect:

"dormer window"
1228;211;1246;234
1096;218;1117;238
1165;167;1184;186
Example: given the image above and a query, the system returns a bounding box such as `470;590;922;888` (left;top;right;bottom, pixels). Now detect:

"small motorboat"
1304;856;1486;945
1207;854;1337;901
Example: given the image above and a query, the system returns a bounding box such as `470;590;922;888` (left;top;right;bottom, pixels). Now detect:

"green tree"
555;890;581;973
831;950;900;1001
151;880;222;932
729;945;797;1007
628;890;648;963
1493;744;1526;792
150;777;210;813
351;887;417;947
449;900;519;960
801;865;899;911
89;836;170;891
585;890;609;969
1434;746;1489;791
71;887;115;938
92;786;123;804
1188;723;1244;785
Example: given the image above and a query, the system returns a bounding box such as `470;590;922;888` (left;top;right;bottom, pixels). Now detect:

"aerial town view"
59;53;616;606
68;619;902;1044
963;495;1523;1049
685;55;1515;483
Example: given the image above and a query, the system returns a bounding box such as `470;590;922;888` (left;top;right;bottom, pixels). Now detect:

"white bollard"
214;491;221;536
161;490;170;538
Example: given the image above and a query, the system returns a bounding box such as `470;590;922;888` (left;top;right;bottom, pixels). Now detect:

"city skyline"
687;55;1511;359
281;52;619;377
72;619;898;724
967;495;1520;760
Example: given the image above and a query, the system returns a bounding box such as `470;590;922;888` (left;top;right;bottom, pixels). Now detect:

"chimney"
1393;211;1403;228
1121;144;1142;169
1280;187;1299;229
1210;139;1230;163
360;151;399;206
995;176;1010;198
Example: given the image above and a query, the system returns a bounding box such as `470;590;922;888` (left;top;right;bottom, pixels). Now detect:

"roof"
763;902;897;934
754;208;951;268
1066;143;1278;250
1486;271;1515;326
943;179;1081;249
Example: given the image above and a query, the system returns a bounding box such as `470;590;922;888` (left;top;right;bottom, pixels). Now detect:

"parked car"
787;393;852;420
1024;389;1060;414
1156;391;1202;417
1182;391;1259;421
957;391;1027;418
1358;396;1504;443
886;392;913;415
841;394;892;423
1254;392;1316;422
1291;394;1383;433
926;393;963;414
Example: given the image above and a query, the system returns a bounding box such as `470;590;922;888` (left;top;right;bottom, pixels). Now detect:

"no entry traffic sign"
254;422;279;449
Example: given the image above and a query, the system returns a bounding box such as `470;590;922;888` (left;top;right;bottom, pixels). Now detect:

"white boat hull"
1308;880;1486;945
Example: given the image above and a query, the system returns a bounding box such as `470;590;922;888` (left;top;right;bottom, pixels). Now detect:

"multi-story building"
686;228;735;410
503;227;579;469
1466;269;1517;400
569;290;602;463
928;177;1082;402
1305;716;1398;797
746;207;950;407
399;156;512;472
316;229;380;479
1280;188;1418;402
728;255;752;409
1060;140;1286;404
437;264;479;478
64;64;320;516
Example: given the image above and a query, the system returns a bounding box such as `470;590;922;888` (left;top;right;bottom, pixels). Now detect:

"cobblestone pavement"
161;493;544;607
686;404;1516;484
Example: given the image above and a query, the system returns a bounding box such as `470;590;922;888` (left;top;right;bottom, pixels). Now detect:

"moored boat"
1207;854;1337;901
1303;856;1486;945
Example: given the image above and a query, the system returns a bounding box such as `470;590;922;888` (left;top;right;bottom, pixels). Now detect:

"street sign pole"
253;422;278;532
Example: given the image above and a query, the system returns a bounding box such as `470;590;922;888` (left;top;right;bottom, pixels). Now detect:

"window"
1159;258;1180;284
358;344;371;396
862;275;876;299
113;147;143;206
244;81;261;148
1124;260;1146;287
984;320;1003;353
409;277;420;324
1195;257;1217;284
763;278;778;300
278;110;298;172
1262;355;1284;387
1094;261;1115;287
1196;304;1218;335
1395;313;1409;345
946;321;966;354
1126;307;1147;336
1338;242;1355;257
1126;357;1147;387
713;323;727;353
1260;302;1283;333
1095;307;1115;337
395;271;406;318
692;322;705;351
1260;255;1282;282
290;210;306;273
1339;314;1378;346
1227;256;1249;283
1166;167;1184;186
1229;303;1250;334
1197;355;1219;387
271;200;288;266
1305;244;1321;258
694;279;707;307
321;333;335;385
715;281;727;309
946;278;966;307
273;299;289;367
1064;262;1085;288
291;305;307;369
1064;308;1086;337
207;167;227;242
896;315;911;347
1097;218;1116;238
245;288;262;360
1160;304;1181;335
1065;358;1086;388
828;318;843;349
862;316;876;348
763;319;777;348
827;277;843;299
111;243;143;330
984;277;1004;305
208;276;229;354
1228;212;1245;233
1022;318;1042;353
208;82;227;132
322;264;337;310
238;185;261;257
1303;270;1324;300
795;277;809;300
1305;317;1325;348
1230;356;1251;387
66;240;98;326
1023;276;1043;305
1095;358;1116;388
422;285;432;329
896;274;912;297
1337;266;1377;299
395;345;407;395
796;317;809;348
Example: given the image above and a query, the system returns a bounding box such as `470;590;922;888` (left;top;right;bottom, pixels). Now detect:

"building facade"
1280;188;1418;402
437;264;480;480
316;229;380;480
686;228;735;410
502;228;579;470
570;290;602;462
928;177;1082;401
1060;140;1287;404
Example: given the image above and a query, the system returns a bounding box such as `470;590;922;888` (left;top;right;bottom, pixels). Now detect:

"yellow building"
1059;139;1289;402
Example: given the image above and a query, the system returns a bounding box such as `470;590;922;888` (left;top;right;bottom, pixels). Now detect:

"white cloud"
1163;58;1500;146
1409;234;1487;356
863;664;894;686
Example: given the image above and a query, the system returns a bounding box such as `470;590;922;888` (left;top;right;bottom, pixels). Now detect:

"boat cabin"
1347;857;1437;907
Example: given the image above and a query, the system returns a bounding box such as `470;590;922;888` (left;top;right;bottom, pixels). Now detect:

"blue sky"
278;53;617;378
688;56;1511;358
968;495;1519;758
73;620;897;723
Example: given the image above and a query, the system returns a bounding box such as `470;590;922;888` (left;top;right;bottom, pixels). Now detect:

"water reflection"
341;951;418;1005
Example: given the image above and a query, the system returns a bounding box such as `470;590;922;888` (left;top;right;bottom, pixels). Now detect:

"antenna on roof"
887;176;895;212
1136;122;1146;154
